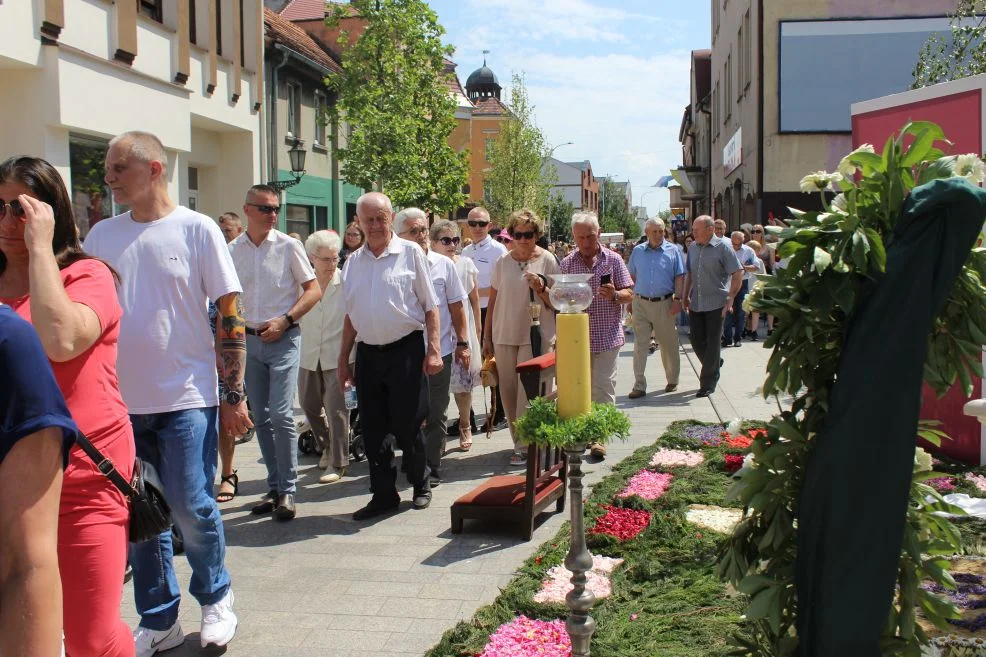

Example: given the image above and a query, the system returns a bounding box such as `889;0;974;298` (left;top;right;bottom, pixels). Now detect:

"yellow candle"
556;312;591;420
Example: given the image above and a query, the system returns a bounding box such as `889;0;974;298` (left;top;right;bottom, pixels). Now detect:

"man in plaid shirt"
559;212;634;459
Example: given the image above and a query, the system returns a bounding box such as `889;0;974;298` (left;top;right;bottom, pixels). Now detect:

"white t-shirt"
462;236;507;309
85;206;242;413
426;249;467;357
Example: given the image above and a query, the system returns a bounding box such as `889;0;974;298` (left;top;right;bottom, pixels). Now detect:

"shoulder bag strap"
75;433;137;498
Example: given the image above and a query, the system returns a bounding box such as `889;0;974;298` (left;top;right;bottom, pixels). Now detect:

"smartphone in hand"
600;273;612;286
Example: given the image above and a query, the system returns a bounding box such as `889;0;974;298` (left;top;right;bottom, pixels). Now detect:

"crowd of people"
0;126;782;656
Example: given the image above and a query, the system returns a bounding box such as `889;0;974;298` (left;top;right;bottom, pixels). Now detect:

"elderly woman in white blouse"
298;230;354;484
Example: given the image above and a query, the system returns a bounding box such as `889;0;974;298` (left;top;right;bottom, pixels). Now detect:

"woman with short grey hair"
298;230;352;483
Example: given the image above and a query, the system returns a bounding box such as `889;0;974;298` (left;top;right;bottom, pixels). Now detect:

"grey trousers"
425;353;454;475
297;363;350;470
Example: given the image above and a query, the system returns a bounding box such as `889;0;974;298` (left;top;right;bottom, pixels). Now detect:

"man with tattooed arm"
85;131;249;656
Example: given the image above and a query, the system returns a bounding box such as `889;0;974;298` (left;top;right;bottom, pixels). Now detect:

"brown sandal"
216;470;238;503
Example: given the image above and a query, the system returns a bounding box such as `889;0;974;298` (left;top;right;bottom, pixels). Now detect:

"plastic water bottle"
344;382;358;410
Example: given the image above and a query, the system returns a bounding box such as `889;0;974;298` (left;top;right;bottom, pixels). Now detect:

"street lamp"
267;137;308;193
545;141;574;242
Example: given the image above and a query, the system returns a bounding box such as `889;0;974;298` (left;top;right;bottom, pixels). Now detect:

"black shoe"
721;338;729;348
490;418;509;432
251;489;277;515
750;332;758;341
274;493;296;521
412;487;432;510
733;340;741;347
353;494;401;521
720;358;724;368
429;472;441;489
696;389;711;398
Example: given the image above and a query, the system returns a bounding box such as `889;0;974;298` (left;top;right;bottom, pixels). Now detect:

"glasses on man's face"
437;236;460;246
311;255;339;263
402;226;427;236
467;220;490;227
0;199;25;219
512;230;536;241
248;203;279;215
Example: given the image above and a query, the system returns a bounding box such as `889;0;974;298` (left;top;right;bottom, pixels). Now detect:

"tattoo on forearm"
218;293;246;393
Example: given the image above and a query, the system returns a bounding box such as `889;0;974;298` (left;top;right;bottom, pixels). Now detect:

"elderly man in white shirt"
461;206;508;432
229;185;321;521
298;230;354;485
338;192;443;520
395;208;469;489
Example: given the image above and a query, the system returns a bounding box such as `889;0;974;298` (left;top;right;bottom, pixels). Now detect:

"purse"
480;355;498;388
76;433;172;543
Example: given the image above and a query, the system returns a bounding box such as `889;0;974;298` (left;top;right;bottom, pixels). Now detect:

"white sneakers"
319;466;347;484
200;588;237;648
133;588;236;656
134;622;184;657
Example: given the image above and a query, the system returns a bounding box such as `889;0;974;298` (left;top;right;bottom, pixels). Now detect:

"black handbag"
76;434;172;543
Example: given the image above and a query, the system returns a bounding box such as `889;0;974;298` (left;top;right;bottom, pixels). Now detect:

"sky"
428;0;711;217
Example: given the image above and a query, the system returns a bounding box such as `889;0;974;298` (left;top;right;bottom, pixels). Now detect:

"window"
286;205;313;241
724;52;731;121
239;0;245;65
483;180;491;204
485;138;495;162
189;0;197;43
315;206;328;231
215;0;223;56
712;81;719;137
737;25;744;99
287;81;301;137
712;0;719;38
314;92;326;145
138;0;163;22
744;10;752;88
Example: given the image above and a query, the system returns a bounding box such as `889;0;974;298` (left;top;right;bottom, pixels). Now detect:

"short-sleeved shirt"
1;259;132;460
85;206;242;413
490;249;560;347
462;236;508;309
341;235;438;346
228;229;316;327
426;250;468;357
0;304;77;465
685;236;742;313
299;269;353;371
733;243;758;281
628;239;686;298
560;246;634;354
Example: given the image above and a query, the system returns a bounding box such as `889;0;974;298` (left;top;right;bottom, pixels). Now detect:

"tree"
913;1;986;88
547;192;575;242
599;178;637;239
484;74;553;221
325;0;468;215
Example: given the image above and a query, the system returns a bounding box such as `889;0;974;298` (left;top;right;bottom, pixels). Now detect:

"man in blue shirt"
627;218;686;398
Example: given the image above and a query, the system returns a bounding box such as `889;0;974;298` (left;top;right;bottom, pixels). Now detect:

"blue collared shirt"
628;239;685;298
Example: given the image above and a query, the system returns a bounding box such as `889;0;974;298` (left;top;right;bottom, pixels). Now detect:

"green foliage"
719;122;986;656
513;397;631;449
913;1;986;89
547;192;575;242
325;0;468;215
599;179;639;240
425;420;750;657
484;74;553;222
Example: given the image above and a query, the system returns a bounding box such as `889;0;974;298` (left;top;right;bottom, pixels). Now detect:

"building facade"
709;0;954;229
545;158;599;213
675;49;712;221
264;7;362;238
1;0;265;238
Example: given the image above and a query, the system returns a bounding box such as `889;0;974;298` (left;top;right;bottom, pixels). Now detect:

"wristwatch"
284;312;296;327
456;341;469;348
224;389;246;405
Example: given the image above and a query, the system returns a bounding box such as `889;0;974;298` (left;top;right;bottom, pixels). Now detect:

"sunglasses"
402;226;427;236
752;229;764;234
512;230;536;240
248;203;280;214
467;220;490;227
437;236;460;246
0;199;25;219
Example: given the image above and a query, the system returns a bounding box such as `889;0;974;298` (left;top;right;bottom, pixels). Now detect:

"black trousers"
479;306;505;423
355;331;430;498
688;308;725;391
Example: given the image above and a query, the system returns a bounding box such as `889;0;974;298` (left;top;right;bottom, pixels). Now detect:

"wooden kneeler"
450;353;568;541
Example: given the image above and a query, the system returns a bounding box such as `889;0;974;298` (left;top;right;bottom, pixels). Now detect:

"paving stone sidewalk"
121;327;780;656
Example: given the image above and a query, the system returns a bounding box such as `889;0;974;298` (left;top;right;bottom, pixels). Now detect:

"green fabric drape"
796;178;986;656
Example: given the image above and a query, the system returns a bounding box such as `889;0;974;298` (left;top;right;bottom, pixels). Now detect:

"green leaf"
813;246;833;273
901;128;937;167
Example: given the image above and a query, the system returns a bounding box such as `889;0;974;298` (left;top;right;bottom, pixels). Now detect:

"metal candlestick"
564;443;596;656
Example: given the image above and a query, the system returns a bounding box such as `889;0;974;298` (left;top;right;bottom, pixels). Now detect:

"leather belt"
636;293;674;302
245;325;299;336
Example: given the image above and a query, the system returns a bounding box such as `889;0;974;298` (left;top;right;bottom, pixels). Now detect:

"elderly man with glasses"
231;185;321;521
396;208;469;488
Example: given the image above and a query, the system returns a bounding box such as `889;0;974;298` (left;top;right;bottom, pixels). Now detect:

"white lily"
799;171;843;193
953;153;986;185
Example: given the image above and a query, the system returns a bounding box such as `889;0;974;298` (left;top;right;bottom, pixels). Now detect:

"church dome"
466;65;499;88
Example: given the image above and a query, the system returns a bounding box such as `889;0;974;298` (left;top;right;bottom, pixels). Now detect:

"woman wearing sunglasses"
482;209;560;466
0;157;135;657
430;220;481;450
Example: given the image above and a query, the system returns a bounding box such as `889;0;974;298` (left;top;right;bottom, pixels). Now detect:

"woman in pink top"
0;157;135;657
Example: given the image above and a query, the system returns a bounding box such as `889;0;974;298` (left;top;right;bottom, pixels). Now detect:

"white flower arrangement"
836;143;876;178
799;170;843;193
686;504;744;534
953;154;986;185
915;446;934;473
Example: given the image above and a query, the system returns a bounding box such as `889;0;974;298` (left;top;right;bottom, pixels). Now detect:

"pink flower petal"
618;470;674;500
480;615;571;657
533;555;625;604
649;448;705;468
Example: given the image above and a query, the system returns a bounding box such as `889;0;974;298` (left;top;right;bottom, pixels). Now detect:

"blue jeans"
246;331;301;494
129;407;231;630
723;280;749;344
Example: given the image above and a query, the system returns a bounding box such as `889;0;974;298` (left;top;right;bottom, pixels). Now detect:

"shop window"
316;205;328;230
69;134;117;241
286;204;313;240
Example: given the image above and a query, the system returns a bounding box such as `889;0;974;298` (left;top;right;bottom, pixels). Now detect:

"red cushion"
516;352;556;373
453;474;563;507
